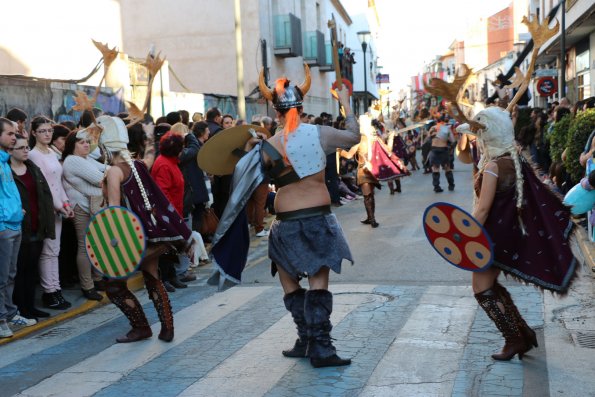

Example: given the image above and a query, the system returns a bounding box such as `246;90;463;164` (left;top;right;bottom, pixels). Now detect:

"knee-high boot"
475;288;527;360
395;178;401;193
493;282;538;352
388;180;395;195
143;271;174;342
361;194;379;227
445;171;455;191
432;172;443;192
106;280;152;343
282;288;308;357
304;289;351;368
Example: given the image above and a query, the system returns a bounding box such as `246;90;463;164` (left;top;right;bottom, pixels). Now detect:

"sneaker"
9;314;37;327
82;288;104;301
179;272;197;283
255;229;269;237
55;291;72;309
163;281;176;293
0;320;13;338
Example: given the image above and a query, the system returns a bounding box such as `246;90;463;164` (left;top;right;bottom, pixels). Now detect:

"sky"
374;0;514;93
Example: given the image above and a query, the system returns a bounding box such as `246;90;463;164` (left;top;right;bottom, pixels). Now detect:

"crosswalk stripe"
359;285;476;397
15;286;272;397
177;284;379;397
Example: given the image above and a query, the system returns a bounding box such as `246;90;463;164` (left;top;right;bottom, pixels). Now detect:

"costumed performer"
458;103;577;361
97;115;192;343
429;115;456;192
340;117;408;227
207;64;359;368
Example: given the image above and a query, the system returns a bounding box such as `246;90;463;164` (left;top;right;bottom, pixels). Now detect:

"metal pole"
362;42;368;111
234;0;246;120
560;0;566;100
159;69;165;117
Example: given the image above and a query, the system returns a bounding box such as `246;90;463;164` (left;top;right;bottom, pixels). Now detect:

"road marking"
15;286;271;397
359;285;476;396
177;284;377;397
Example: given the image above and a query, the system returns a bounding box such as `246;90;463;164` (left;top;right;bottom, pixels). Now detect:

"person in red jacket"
151;132;185;216
151;132;188;290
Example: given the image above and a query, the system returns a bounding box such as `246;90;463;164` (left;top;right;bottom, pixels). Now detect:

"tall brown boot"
282;288;308;357
106;280;152;343
388;180;395;195
143;271;174;342
493;282;538;353
361;194;379;228
475;288;527;361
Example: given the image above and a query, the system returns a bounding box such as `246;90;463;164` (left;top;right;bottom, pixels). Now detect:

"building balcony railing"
303;30;326;66
318;42;334;72
273;13;303;58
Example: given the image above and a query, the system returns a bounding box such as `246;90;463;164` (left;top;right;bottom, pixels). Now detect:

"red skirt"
369;141;410;181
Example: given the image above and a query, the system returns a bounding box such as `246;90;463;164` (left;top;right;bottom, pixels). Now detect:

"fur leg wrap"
304;289;351;368
282;288;308;357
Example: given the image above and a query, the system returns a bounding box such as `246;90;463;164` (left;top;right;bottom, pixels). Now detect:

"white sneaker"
339;197;350;205
9;314;37;327
255;229;269;237
0;320;13;338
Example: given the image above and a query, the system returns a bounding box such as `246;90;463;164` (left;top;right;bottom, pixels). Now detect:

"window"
576;50;590;100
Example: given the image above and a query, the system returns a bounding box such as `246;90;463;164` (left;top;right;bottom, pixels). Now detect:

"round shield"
423;202;494;272
85;206;147;278
197;124;271;176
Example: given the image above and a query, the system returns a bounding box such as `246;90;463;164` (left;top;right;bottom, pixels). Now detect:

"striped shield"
423;202;494;272
85;206;147;278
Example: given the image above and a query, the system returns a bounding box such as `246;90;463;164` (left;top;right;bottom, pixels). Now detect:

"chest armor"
285;123;326;178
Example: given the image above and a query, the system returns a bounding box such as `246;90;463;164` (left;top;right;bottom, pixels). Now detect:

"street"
1;159;594;397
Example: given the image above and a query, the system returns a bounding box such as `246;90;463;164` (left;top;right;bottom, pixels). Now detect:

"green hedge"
548;114;572;163
564;108;595;184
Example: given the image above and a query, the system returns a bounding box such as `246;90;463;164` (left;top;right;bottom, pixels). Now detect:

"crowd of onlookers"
0;106;284;338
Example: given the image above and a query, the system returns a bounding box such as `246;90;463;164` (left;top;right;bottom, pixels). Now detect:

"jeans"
40;214;62;293
73;206;100;290
176;216;193;277
0;229;22;321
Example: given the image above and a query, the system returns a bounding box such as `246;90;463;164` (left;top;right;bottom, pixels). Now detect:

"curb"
0;273;145;345
573;221;595;278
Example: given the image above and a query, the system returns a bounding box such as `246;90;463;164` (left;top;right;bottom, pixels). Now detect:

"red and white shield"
423;202;494;272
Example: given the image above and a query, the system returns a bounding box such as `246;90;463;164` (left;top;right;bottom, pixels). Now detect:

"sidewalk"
2;215;593;346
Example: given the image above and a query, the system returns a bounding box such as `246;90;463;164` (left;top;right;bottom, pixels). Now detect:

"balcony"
273;14;303;57
318;42;334;72
303;30;326;66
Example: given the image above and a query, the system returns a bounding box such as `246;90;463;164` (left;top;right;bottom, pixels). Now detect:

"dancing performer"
426;13;575;361
204;64;358;367
341;117;408;227
428;115;455;192
461;104;577;360
98;116;192;343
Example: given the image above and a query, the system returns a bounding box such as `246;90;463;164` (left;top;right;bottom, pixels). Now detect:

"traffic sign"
536;77;558;97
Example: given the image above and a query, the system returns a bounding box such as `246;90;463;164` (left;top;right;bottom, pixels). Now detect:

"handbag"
199;207;219;235
89;195;106;215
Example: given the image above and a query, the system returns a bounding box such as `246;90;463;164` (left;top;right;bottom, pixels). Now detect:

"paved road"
2;158;594;397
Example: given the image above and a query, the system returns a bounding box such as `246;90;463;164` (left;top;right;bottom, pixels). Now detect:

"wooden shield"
85;206;147;278
423;202;494;272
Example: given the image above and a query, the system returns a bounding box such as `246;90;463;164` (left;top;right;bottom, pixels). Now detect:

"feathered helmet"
259;63;311;112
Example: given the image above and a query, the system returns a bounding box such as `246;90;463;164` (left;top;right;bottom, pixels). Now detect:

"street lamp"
357;30;371;112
